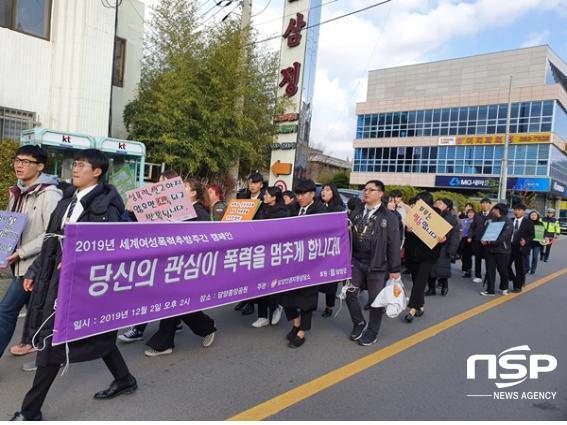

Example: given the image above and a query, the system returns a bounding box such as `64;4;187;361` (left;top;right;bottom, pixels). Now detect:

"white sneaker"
144;348;173;357
271;306;283;325
202;332;215;348
501;290;509;296
473;278;483;284
252;318;270;328
480;291;496;297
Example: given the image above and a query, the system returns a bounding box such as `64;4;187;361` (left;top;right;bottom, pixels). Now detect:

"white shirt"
61;185;97;228
251;193;261;200
298;201;314;216
363;203;381;219
512;216;524;241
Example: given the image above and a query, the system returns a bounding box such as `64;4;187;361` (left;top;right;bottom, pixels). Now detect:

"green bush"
0;139;19;209
386;185;419;201
330;172;351;189
432;190;479;213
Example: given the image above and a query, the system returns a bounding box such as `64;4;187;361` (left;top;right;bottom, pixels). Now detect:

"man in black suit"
508;204;535;293
468;198;493;284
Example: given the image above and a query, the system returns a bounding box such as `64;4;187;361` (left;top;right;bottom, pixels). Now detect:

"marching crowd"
0;145;562;420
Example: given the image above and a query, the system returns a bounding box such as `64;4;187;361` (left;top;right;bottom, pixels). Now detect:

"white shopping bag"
371;278;407;318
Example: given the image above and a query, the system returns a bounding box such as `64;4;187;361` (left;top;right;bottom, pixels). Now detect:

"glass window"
393;112;400;125
542;100;553;116
112;37;127;87
519;103;530;118
441;108;450;122
468;106;478;121
0;0;12;28
498;104;508;119
530;101;542;117
488;105;498;119
450;108;459;122
424;110;433;124
14;0;51;39
510;104;519;118
408;111;416;125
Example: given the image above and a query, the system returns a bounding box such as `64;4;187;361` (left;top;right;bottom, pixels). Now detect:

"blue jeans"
529;245;541;273
0;277;29;357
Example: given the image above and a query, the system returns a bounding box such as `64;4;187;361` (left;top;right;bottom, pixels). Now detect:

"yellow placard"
406;199;453;250
455;133;550;145
222;199;262;222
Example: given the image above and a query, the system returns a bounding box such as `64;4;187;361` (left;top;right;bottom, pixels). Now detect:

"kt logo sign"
467;345;557;388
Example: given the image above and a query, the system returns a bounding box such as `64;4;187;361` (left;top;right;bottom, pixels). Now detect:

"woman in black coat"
251;186;290;328
426;198;461;296
144;178;217;356
403;192;446;323
318;183;345;317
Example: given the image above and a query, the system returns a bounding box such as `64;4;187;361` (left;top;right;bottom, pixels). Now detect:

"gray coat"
431;211;461;279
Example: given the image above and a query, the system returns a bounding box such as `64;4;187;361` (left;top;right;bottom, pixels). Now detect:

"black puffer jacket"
24;183;125;366
257;201;290;220
430;211;461;279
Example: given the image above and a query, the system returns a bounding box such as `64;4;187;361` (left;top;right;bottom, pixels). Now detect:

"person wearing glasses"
0;146;62;360
347;180;401;346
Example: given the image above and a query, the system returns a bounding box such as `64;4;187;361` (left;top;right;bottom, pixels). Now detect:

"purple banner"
53;212;351;345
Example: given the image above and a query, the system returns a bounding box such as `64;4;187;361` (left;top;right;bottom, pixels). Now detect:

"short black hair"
347;196;363;211
16;145;48;165
513;203;527;211
294;179;316;194
415;191;434;206
480;197;492;204
74;149;109;180
438;197;454;210
365;180;385;192
389;189;402;198
248;172;264;183
492;203;508;216
265;186;283;203
282;190;295;200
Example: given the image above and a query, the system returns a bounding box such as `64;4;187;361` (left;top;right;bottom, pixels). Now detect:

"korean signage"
405;199;452;250
269;0;322;189
53;212;351;345
221;199;262;222
126;177;197;222
551;180;567;197
438;133;551;146
435;176;550;192
0;212;27;267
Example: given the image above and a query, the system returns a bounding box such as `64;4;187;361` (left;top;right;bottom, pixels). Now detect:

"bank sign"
435;176;550;192
551;180;567;197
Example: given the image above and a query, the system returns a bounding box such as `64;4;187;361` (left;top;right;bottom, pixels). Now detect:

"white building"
0;0;145;141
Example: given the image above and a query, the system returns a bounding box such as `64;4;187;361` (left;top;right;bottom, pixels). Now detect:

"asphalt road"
1;240;566;420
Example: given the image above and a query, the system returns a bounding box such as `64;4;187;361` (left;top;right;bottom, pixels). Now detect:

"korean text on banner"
0;211;27;267
126;176;196;222
222;199;262;222
406;199;452;249
481;221;506;242
53;212;351;345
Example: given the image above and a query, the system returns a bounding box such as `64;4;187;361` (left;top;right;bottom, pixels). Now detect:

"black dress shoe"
234;301;247;311
288;334;305;348
441;287;448;296
286;326;299;341
241;302;255;316
322;308;333;318
404;312;414;323
94;375;137;400
10;412;42;421
414;308;424;317
424;289;436;296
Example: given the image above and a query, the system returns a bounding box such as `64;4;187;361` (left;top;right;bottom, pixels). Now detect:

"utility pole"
228;0;253;192
498;76;513;204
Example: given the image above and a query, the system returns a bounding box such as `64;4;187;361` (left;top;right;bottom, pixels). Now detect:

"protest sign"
481;221;506;242
0;211;27;267
406;199;452;249
222;199;262;221
53;212;351;345
126;177;196;222
110;165;137;204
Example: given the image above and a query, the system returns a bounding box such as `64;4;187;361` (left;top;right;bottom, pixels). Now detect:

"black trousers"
461;239;473;272
257;295;278;319
509;246;527;290
346;260;386;336
485;253;510;294
283;308;312;331
146;312;216;351
406;259;435;310
473;241;485;278
541;244;552;261
21;346;130;417
320;282;339;308
427;277;447;291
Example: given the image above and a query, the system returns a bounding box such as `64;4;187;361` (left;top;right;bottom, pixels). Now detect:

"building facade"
0;0;144;141
351;46;567;210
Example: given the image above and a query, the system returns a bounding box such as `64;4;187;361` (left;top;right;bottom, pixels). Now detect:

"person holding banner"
508;204;534;293
250;186;290;328
318;183;345;318
0;145;62;359
233;172;265;316
281;179;326;348
480;203;513;297
404;192;445;322
12;149;137;421
144;178;217;357
346;180;401;346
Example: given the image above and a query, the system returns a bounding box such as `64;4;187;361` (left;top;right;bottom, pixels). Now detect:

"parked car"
559;217;567;235
337;188;363;205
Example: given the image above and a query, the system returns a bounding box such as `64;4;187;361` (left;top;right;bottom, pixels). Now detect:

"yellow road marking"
228;267;567;421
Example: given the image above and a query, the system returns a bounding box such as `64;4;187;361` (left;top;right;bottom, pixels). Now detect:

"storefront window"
0;0;51;39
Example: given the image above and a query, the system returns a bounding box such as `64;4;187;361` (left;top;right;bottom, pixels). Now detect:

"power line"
252;0;272;18
249;0;392;46
252;0;338;27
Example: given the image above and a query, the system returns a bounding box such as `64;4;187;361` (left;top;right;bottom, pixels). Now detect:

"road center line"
228;267;567;421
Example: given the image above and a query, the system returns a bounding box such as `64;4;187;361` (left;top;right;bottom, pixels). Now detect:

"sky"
143;0;567;160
